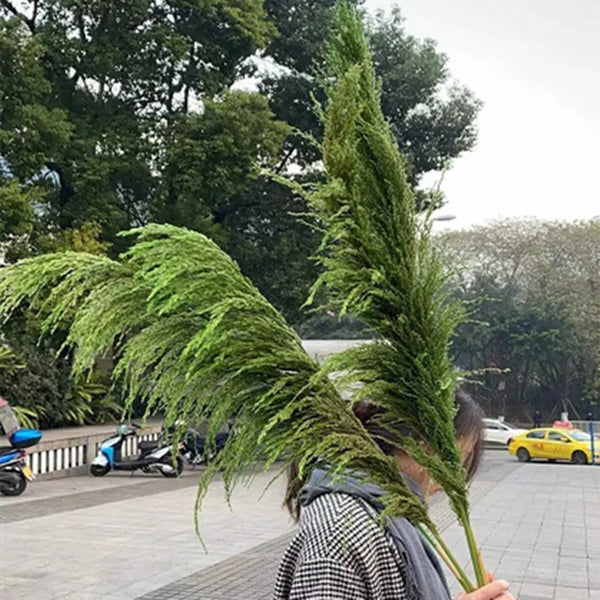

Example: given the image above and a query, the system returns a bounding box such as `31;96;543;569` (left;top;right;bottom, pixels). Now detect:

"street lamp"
432;214;457;222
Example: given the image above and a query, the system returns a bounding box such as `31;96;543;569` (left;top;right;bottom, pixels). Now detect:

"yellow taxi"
508;428;600;464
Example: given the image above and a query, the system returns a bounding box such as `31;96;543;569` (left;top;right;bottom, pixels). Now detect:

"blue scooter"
90;423;183;477
0;398;42;496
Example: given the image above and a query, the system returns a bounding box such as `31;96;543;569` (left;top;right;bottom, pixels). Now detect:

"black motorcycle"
162;423;229;468
181;430;228;467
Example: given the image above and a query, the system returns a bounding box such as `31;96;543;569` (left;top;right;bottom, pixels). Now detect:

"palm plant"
0;2;485;591
0;346;41;428
11;405;40;429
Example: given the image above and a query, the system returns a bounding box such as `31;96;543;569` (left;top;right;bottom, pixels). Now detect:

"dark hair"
285;389;484;518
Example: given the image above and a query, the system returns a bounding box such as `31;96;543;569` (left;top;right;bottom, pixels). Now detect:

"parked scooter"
162;421;230;468
90;423;183;478
0;398;42;496
181;430;229;467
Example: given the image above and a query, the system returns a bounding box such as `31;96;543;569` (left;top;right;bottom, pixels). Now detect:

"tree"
261;1;481;181
440;219;600;420
153;92;290;235
0;0;481;329
0;0;277;254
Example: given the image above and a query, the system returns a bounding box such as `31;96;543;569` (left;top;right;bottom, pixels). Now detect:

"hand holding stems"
420;529;513;600
456;579;514;600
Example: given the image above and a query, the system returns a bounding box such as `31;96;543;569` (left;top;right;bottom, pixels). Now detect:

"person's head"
353;389;484;498
285;389;484;517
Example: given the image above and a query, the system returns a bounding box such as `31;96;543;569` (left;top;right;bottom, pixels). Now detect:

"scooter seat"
0;446;18;456
138;441;158;451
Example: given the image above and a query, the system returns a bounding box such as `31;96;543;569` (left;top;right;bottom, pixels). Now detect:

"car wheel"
517;447;530;462
572;451;588;465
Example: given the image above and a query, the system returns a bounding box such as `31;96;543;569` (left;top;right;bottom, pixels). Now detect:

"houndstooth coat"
273;492;411;599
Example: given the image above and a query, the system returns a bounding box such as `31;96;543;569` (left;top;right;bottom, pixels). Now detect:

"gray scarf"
300;469;451;600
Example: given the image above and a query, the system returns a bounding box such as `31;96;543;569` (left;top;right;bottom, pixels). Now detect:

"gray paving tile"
5;451;600;599
135;455;520;599
553;586;589;600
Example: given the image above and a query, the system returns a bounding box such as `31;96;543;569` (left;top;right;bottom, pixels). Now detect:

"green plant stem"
419;524;474;593
457;504;487;588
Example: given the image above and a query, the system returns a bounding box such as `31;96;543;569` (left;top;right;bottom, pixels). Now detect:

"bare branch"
32;0;38;29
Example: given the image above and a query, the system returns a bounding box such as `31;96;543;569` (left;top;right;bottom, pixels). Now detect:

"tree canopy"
0;0;481;327
440;219;600;420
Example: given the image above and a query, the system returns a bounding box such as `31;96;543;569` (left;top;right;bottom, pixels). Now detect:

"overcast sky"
364;0;600;229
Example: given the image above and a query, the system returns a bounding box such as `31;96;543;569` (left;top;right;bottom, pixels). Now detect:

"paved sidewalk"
444;461;600;600
135;456;600;600
2;454;600;599
0;469;294;600
134;455;516;600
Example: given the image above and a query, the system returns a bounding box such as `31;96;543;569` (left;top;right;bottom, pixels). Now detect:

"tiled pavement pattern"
135;455;518;600
3;455;600;599
443;461;600;600
0;469;294;600
0;474;200;524
136;533;295;600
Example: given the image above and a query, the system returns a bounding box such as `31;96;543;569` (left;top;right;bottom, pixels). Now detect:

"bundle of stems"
0;1;487;591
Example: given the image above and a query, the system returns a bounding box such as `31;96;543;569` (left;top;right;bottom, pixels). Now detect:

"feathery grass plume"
306;1;485;588
0;3;485;589
0;224;429;535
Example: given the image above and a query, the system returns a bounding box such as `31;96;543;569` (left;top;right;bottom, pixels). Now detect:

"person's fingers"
469;580;510;600
487;572;494;583
454;580;513;600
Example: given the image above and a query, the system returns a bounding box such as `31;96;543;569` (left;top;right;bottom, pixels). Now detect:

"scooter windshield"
0;398;20;437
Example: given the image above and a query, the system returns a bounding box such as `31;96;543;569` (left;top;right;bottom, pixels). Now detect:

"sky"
364;0;600;229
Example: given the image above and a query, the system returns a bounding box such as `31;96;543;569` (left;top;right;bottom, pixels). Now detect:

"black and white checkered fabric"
274;493;410;599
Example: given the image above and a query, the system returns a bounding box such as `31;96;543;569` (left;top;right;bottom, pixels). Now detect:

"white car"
483;419;528;446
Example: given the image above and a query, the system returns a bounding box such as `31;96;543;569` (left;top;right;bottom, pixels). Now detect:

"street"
1;452;600;599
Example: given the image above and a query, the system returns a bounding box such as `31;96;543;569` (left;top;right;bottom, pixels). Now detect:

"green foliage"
0;346;39;427
440;219;600;420
11;404;38;428
0;0;481;332
154;92;291;235
65;374;113;425
302;2;467;517
0;309;119;428
368;8;481;181
257;0;481;328
0;224;429;529
262;0;481;181
0;180;34;238
0;0;278;254
0;344;22;370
